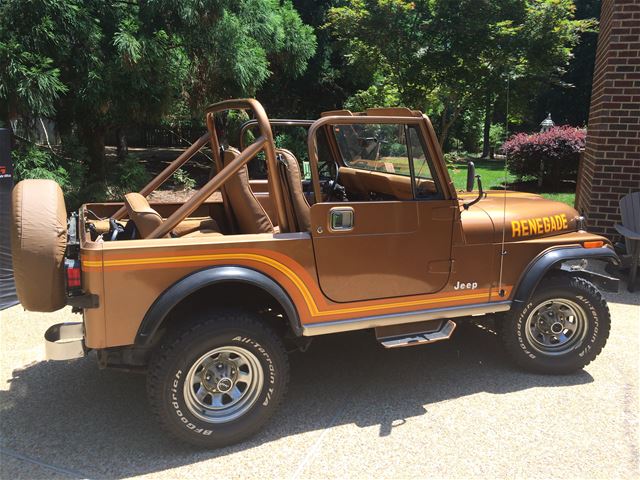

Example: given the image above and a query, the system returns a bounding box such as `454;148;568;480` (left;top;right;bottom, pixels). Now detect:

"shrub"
443;152;461;165
13;141;88;208
501;126;585;189
489;124;506;151
173;168;196;190
14;144;69;186
107;154;150;198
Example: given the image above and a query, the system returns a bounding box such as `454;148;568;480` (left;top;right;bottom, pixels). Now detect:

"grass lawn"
447;158;576;207
448;158;515;191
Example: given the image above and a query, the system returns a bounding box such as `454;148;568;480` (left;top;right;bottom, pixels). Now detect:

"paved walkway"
1;287;638;479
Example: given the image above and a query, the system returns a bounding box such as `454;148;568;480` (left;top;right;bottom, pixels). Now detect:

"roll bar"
146;98;290;238
112;132;211;220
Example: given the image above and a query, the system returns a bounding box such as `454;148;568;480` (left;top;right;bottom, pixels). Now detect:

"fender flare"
513;246;619;304
135;266;302;346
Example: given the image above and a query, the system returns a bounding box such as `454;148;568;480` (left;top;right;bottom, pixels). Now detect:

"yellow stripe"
84;253;493;318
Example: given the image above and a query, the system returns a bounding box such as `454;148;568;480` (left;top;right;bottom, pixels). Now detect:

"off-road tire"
147;310;289;448
497;275;610;374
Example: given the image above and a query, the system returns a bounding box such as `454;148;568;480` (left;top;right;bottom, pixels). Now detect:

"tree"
529;0;600;128
0;0;316;184
256;0;371;118
326;0;595;150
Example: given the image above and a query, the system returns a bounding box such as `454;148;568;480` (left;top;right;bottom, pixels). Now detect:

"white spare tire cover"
10;179;68;312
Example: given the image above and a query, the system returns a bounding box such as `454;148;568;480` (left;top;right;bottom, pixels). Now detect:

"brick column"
576;0;640;237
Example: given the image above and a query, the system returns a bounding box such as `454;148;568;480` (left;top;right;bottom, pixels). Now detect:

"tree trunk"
481;95;493;158
83;126;107;184
439;105;462;150
116;127;128;161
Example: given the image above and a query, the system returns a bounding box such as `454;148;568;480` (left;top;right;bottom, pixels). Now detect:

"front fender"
513;246;620;304
135;266;301;346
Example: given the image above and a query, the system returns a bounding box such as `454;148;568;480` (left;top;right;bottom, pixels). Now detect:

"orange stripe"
83;249;510;321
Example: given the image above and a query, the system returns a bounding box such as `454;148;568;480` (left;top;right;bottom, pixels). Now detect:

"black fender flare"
513;246;620;304
135;266;302;346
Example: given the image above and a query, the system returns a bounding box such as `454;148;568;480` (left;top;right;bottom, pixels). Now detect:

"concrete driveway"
1;287;638;479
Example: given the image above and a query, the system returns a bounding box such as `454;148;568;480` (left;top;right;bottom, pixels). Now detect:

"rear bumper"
44;323;86;360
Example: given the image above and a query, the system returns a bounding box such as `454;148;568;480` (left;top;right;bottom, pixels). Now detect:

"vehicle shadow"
0;322;593;479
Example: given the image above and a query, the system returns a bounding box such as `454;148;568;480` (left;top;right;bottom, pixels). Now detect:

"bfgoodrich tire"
147;311;289;448
497;275;610;374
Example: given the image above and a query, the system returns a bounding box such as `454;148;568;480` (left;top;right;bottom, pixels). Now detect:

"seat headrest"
123;193;166;238
222;148;274;234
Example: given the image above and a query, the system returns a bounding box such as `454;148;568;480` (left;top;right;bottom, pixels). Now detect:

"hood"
458;190;581;243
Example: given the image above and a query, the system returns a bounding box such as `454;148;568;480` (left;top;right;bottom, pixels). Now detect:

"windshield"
332;123;434;180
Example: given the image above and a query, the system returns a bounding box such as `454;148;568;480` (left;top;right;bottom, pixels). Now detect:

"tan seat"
276;149;311;232
223;148;275;234
123;193;222;239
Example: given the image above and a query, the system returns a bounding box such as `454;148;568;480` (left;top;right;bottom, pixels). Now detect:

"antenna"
497;75;510;297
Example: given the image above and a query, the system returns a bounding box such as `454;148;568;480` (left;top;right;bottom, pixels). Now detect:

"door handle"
329;207;354;231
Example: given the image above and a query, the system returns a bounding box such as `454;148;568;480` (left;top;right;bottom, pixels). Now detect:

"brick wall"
576;0;640;237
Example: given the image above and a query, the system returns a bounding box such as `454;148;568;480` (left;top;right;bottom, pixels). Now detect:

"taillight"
65;258;82;291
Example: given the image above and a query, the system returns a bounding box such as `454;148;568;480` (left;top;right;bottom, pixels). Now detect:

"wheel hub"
525;298;588;356
201;360;237;393
183;346;264;424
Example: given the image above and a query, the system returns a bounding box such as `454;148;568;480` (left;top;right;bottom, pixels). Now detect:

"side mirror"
466;161;476;192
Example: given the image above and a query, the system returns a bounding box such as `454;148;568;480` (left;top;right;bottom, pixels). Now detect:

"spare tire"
10;179;68;312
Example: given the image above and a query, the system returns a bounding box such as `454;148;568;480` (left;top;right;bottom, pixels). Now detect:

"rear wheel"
147;311;289;448
497;275;610;374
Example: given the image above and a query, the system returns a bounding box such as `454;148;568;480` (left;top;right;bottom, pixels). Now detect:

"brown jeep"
10;99;619;448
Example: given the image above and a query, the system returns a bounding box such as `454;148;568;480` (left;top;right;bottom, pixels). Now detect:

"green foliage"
0;0;597;207
107;155;150;198
274;129;309;162
344;81;400;112
0;0;316;183
443;152;461;166
327;0;594;148
173;168;196;191
13;145;68;185
13;139;88;208
489;124;507;150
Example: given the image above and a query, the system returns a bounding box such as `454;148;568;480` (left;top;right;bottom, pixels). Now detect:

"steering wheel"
320;160;342;202
108;218;125;241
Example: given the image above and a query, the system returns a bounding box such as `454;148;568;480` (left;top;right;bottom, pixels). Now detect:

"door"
311;122;455;303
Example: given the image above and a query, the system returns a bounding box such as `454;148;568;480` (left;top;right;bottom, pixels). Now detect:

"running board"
377;319;456;349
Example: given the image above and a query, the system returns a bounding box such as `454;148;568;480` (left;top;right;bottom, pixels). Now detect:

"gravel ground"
0;285;638;479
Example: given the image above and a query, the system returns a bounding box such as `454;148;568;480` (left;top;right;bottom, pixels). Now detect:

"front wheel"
147;311;289;448
497;275;611;374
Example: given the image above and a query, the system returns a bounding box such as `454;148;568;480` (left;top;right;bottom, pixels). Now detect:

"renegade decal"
511;214;568;238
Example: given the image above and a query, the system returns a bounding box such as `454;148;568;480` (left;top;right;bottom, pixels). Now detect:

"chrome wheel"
524;298;588;356
183;346;264;423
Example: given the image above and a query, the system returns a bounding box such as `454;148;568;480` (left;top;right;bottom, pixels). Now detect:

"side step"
376;319;456;349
